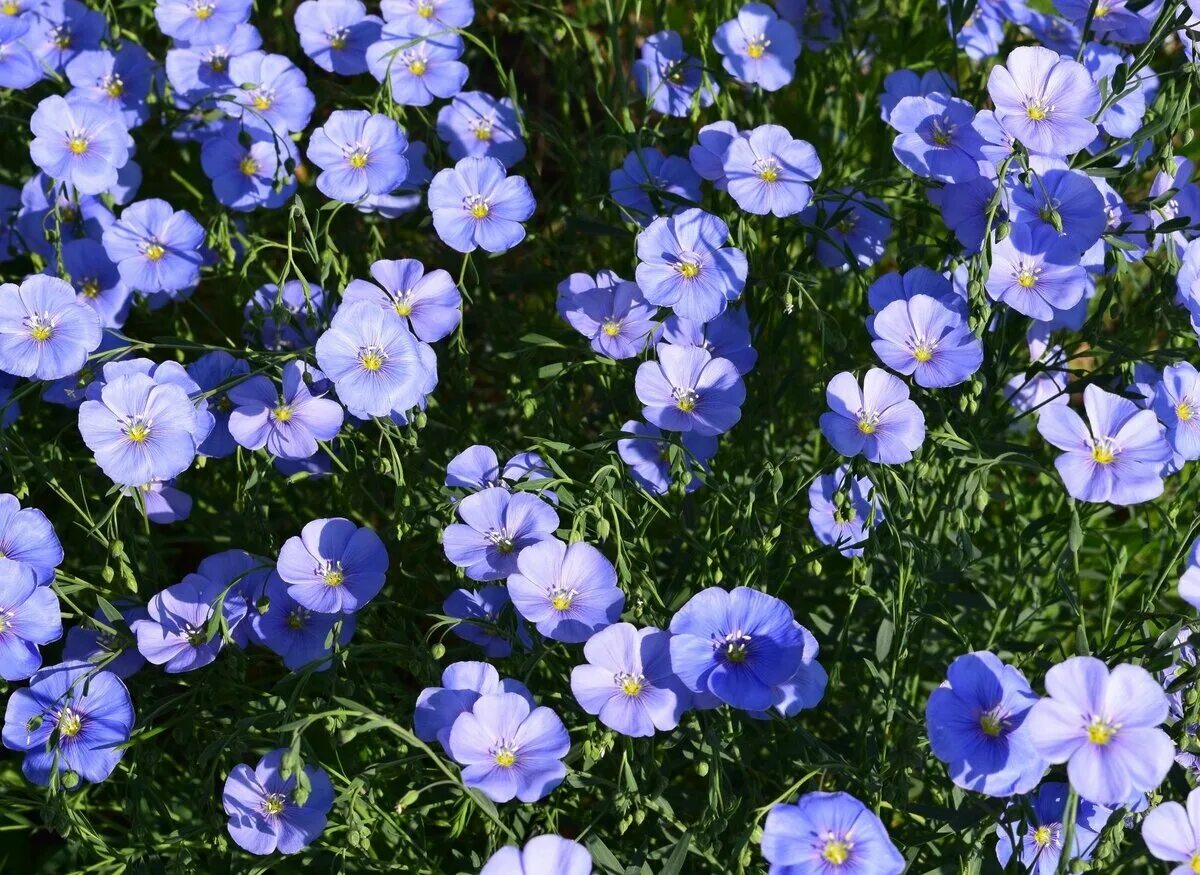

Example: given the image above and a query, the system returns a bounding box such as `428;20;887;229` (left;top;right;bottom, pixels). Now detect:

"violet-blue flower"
414;661;533;748
295;0;381;75
479;836;592;875
986;223;1087;321
635;344;746;437
250;572;355;671
0;15;42;90
308;110;409;203
222;749;334;855
1025;655;1174;806
342;257;461;343
276;517;388;614
800;190;892;270
132;573;248;673
244;281;327;351
507;537;624;643
366;18;468;107
987;45;1099;156
635;208;747;323
808;465;882;558
668;585;805;711
1152;362;1200;462
571;622;690;737
871;294;983;388
428;156;536;254
660;308;757;375
609;148;701;226
444;585;529;657
879;68;956;123
223;51;315;137
437;91;526;167
632;30;717;117
723;124;821;217
200;125;298;213
63;603;149;680
1036;384;1172;505
381;0;474;29
29;95;131;197
556;270;657;360
101;198;206;293
0;494;62;585
229;362;343;460
617;419;717;496
689;121;740;190
0;274;102;381
155;0;251;43
995;782;1110;875
1009;160;1106;253
65;45;154;129
889;93;985;183
761;791;905;875
186;350;250;458
60;238;132;329
443;487;558;581
447;691;569;803
820;368;926;465
25;0;107;73
0;560;62;681
712;3;800;91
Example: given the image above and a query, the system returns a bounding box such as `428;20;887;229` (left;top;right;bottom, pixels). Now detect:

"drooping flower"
414;661;533;748
617;419;718;495
878;68;956;123
314;301;429;419
926;651;1047;797
635;208;747;323
507;538;624;643
366;18;468;106
244;281;327;351
0;494;62;585
609;148;701;226
479;835;593;875
186;350;250;458
889;93;985;183
570;622;690;737
660;308;757;375
222;749;334;855
29;95;131;197
63;603;149;679
229;362;344;460
200;124;298;212
77;369;201;487
342;258;461;343
1036;384;1172;505
635;344;746;437
0;274;102;381
930;176;999;253
101;198;206;293
17;173;115;260
761;791;906;875
986;45;1099;156
985;223;1087;322
669;586;806;711
556;270;658;360
447;691;569;803
0;560;62;681
995;782;1110;875
295;0;381;75
1025;655;1174;806
689;122;742;193
870;294;983;389
276;517;388;614
427;156;536;254
1149;157;1200;258
436;91;525;167
307;110;409;203
380;0;474;30
132;573;248;673
444;586;529;657
443;487;559;581
250;572;355;671
155;0;252;43
722;124;821;217
1;660;134;786
633;30;718;117
223;51;315;136
712;3;801;91
819;368;926;465
807;466;882;558
800;190;892;270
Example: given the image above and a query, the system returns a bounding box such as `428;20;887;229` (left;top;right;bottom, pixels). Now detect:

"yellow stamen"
620;677;643;697
329;34;347;50
822;840;850;865
470;201;490;219
144;243;166;262
601;320;621;337
126;424;151;443
30;324;53;342
747;42;765;59
1091;446;1114;465
913;345;933;363
394;300;413;317
408;59;427;76
551;592;573;611
417;1;434;17
262;794;285;815
857;420;875;435
759;166;779;182
323;570;345;587
105;80;124;98
360;352;384;372
1190;853;1200;874
1178;403;1193;422
979;713;1002;737
68;137;89;155
194;4;214;20
1;2;19;15
473;125;493;141
57;708;82;737
494;749;515;767
272;405;293;422
1034;826;1052;847
676;397;696;413
1086;718;1116;745
677;261;700;279
239;156;259;176
1017;270;1037;288
252;94;272;111
1026;105;1046;121
348;150;369;169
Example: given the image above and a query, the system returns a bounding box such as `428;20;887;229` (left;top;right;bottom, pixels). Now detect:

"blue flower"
65;45;155;128
185;350;251;458
996;782;1110;874
635;344;746;437
443;487;559;581
632;30;717;117
871;294;983;388
609;148;701;226
722;124;821;217
164;24;262;106
0;274;102;381
415;661;533;748
2;660;134;786
29;95;132;197
437;91;526;167
1009;159;1106;254
0;560;62;681
366;18;468;106
507;537;624;643
223;51;315;136
25;0;108;72
712;3;800;91
479;836;592;875
277;517;388;614
808;465;881;557
101;199;206;293
800;190;892;270
879;68;956;123
343;258;462;343
295;0;381;75
243;280;328;351
307;110;410;202
616;419;717;495
0;493;62;584
926;651;1048;797
762;791;905;874
443;585;530;657
132;572;248;673
200;124;298;213
556;269;658;360
688;121;740;191
222;749;334;855
228;361;344;460
381;0;474;29
889;93;985;183
0;15;43;89
820;368;926;465
668;585;806;711
155;0;252;42
61;238;132;329
428;156;536;254
635;208;748;323
62;603;149;679
250;572;355;671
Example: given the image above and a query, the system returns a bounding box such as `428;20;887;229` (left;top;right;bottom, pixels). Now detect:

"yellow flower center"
759;166;779;182
473;124;493;141
144;243;166;262
676;259;701;279
329;33;347;50
54;31;71;49
913;344;933;363
1190;853;1200;874
29;322;53;342
194;4;214;20
348;150;369;169
747;41;766;59
0;614;7;634
601;320;621;337
857;417;876;435
979;712;1003;737
494;748;515;768
323;569;345;587
470;201;490;219
272;405;293;422
252;93;272;111
1026;103;1047;121
1034;826;1053;847
620;676;643;697
68;137;89;155
360;351;384;372
408;58;427;76
239;156;259;176
126;423;151;443
822;839;851;865
417;1;434;16
551;591;574;611
1178;402;1193;422
394;299;413;317
210;56;227;73
1086;717;1117;745
1;2;18;14
1017;270;1037;288
57;708;82;737
105;79;124;98
262;793;286;815
1091;445;1114;465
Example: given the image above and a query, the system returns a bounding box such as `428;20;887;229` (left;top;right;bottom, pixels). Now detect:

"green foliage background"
2;0;1200;871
